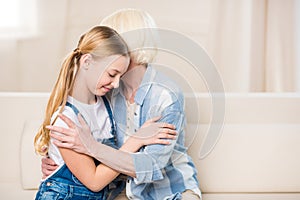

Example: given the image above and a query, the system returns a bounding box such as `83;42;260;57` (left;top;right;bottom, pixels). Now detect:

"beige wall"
0;0;211;92
2;0;298;93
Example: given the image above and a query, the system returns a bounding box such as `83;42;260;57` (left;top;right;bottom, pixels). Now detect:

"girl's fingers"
147;116;161;123
155;139;171;145
141;116;162;128
158;133;176;140
160;128;177;135
158;122;176;130
58;113;76;129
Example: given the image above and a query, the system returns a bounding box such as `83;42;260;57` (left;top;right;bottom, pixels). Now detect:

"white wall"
0;0;211;92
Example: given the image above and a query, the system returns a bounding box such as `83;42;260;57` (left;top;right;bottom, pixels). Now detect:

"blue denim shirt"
111;65;201;199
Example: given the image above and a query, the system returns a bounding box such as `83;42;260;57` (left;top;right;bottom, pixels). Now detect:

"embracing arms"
43;113;176;190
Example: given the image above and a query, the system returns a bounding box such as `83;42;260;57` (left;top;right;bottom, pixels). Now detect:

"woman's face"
86;55;129;96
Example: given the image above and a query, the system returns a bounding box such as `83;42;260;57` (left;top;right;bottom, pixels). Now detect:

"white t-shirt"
124;100;138;142
47;95;112;167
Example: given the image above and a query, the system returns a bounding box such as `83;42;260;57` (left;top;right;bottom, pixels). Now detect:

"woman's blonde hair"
34;26;128;155
100;8;158;65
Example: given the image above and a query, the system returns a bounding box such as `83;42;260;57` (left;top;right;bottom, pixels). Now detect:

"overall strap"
65;101;100;166
66;98;115;134
65;102;88;124
65;102;80;115
101;96;116;134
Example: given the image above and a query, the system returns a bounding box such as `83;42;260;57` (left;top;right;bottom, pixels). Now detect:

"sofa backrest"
0;92;299;196
0;93;48;191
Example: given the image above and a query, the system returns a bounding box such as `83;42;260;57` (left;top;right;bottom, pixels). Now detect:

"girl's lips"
102;86;111;92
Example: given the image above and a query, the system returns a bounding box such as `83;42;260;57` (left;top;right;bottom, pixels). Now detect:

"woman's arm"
47;113;176;178
55;114;175;192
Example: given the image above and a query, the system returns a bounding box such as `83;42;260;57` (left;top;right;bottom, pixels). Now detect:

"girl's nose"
111;78;119;88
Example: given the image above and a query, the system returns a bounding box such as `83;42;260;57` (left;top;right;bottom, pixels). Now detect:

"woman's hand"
120;117;177;152
46;113;96;156
41;156;58;179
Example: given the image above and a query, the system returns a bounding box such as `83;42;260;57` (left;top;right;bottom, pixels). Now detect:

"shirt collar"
134;65;156;105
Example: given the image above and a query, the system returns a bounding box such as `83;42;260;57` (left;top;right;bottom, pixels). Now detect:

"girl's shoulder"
50;105;78;127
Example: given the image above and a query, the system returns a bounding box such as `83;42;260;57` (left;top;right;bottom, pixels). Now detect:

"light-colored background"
1;1;300;199
1;93;300;199
0;0;299;93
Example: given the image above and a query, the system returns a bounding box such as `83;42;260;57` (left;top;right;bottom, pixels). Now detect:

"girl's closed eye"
109;73;116;77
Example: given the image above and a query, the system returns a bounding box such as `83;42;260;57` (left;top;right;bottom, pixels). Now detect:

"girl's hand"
120;117;177;152
137;116;177;146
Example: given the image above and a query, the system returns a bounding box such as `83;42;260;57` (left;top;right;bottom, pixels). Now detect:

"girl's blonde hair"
34;26;128;155
100;8;158;65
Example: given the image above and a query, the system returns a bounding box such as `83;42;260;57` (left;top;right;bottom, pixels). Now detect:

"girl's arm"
48;114;177;180
59;147;117;192
53;115;176;192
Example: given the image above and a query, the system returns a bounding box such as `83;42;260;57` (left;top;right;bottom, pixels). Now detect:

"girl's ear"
80;54;92;70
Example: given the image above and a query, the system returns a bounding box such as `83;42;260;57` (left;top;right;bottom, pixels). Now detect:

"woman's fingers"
46;125;73;136
41;157;58;177
77;113;87;128
42;162;58;171
49;132;66;142
58;113;76;129
52;139;74;149
42;156;57;166
49;131;77;147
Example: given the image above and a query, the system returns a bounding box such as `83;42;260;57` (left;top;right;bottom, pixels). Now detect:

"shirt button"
46;182;51;186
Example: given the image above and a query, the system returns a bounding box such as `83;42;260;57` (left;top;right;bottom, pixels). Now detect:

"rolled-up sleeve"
132;97;185;184
132;152;164;184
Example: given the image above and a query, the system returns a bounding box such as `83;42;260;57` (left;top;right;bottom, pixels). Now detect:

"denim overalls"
35;96;120;200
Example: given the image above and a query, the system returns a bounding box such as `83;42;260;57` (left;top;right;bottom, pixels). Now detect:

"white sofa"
0;92;300;199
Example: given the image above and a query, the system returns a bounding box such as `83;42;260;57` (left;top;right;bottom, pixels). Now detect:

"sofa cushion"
20;120;43;190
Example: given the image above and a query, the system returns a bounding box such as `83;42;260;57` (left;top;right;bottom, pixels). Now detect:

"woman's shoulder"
151;69;183;94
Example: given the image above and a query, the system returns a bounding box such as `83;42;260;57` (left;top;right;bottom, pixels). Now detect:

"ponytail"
34;50;80;155
34;26;129;156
